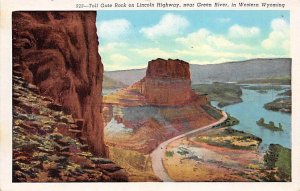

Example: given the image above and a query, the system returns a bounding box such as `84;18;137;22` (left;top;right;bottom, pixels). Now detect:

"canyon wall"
141;58;194;106
12;11;106;156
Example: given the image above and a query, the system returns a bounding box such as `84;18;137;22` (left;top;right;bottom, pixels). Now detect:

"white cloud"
271;18;289;31
110;54;130;64
140;13;189;39
190;58;233;65
228;24;260;38
99;18;290;71
98;19;131;40
176;28;253;52
131;48;173;59
103;54;131;71
176;28;210;45
99;42;128;53
262;18;290;54
174;27;266;65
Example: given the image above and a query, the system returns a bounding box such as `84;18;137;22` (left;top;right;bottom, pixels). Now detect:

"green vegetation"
213;114;239;128
194;127;262;150
13;76;126;182
108;146;159;181
264;97;291;113
256;118;283;131
278;89;291;97
103;75;126;89
264;144;291;181
165;151;174;157
177;147;189;156
241;85;285;92
192;82;242;108
109;146;149;171
238;76;291;85
201;105;223;120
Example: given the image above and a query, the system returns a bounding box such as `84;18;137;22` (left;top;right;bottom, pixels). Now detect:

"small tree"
165;151;174;157
264;144;279;169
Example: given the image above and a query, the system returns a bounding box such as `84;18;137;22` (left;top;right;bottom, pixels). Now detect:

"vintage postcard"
1;0;300;191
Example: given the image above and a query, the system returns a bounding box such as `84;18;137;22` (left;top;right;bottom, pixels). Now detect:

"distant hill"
104;58;291;85
190;58;291;84
103;75;127;88
104;69;146;85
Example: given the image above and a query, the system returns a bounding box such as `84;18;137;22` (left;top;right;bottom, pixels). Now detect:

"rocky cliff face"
12;11;105;156
146;58;190;79
13;75;128;182
141;58;194;106
102;58;217;158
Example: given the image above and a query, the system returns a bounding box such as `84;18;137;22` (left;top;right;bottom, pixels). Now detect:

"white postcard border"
1;0;299;190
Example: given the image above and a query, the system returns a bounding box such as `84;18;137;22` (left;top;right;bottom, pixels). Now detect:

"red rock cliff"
12;11;105;156
146;58;190;79
141;58;194;106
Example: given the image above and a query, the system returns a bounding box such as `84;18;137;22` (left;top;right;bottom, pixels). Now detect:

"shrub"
165;151;174;157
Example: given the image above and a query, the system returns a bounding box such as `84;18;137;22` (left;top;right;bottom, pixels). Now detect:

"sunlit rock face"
102;58;216;155
141;58;194;106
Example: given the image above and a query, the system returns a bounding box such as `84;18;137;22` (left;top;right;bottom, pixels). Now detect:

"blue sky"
96;11;290;71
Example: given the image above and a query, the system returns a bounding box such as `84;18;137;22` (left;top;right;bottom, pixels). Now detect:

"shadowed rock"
12;11;105;156
12;75;128;182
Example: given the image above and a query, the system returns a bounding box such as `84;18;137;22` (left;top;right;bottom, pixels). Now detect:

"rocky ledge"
13;75;127;182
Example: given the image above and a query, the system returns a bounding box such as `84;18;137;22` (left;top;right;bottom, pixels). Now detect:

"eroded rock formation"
12;11;105;156
13;75;128;182
141;58;194;106
103;58;217;158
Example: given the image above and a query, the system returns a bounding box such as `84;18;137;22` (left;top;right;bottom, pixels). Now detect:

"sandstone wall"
146;58;190;79
12;11;106;156
141;58;193;106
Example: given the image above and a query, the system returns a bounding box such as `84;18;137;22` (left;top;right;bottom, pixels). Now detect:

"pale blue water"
104;85;291;150
212;85;291;150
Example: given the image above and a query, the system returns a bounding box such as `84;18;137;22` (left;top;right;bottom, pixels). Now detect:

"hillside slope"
13;75;127;182
104;58;291;85
103;75;126;89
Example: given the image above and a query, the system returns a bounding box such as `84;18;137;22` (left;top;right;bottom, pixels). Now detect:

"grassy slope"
195;127;262;150
241;85;285;91
13;76;127;182
278;89;291;96
103;75;127;89
192;82;242;107
201;105;223;120
238;76;291;85
108;146;159;182
264;144;291;181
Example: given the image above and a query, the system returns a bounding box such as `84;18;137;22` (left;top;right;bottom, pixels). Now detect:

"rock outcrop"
12;11;105;156
103;58;208;107
145;58;190;79
103;58;216;156
12;75;127;182
141;58;194;106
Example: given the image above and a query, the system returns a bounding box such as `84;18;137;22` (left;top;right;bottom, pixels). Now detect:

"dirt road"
150;111;227;182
